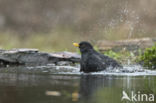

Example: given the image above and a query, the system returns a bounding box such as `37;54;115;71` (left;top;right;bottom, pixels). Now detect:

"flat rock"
0;49;80;66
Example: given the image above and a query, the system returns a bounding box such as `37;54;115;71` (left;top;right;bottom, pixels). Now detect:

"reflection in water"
79;75;156;103
0;73;155;103
0;73;80;103
79;75;115;102
0;86;17;103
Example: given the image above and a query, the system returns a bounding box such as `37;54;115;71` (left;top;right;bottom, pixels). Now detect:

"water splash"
53;65;156;76
1;64;156;76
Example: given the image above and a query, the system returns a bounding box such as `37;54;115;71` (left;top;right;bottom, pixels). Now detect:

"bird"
73;41;122;73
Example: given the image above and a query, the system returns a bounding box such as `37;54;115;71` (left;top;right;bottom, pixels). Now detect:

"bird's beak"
73;43;79;47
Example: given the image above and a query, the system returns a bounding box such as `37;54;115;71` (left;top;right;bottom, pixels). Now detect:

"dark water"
0;73;156;103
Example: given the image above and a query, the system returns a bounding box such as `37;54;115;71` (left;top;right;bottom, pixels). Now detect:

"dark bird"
73;41;122;73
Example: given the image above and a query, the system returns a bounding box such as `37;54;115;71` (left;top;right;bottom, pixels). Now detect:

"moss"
103;50;122;60
138;44;156;69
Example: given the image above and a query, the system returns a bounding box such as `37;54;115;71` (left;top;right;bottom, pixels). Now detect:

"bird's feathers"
77;41;122;72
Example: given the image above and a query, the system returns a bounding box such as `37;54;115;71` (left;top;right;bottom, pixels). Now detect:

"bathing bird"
73;41;122;73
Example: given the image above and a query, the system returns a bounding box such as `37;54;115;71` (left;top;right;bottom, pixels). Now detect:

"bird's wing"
87;53;107;68
98;53;122;68
90;53;111;65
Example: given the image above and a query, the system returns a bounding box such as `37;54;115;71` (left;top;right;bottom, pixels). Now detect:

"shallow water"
0;65;156;103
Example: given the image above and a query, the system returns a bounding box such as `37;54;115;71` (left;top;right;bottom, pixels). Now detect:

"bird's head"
73;41;93;53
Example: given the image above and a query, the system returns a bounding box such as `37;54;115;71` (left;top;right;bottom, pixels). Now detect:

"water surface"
0;71;156;103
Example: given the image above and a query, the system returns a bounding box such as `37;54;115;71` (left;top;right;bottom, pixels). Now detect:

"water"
0;65;156;103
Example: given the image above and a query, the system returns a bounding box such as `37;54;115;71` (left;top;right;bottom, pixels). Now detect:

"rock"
0;49;80;66
11;48;39;53
0;49;5;52
50;51;81;62
56;61;73;66
97;37;156;52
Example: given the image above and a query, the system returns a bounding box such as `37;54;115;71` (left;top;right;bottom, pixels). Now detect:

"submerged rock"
0;49;80;66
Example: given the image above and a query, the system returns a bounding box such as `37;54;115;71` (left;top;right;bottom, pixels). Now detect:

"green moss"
103;50;122;60
138;44;156;69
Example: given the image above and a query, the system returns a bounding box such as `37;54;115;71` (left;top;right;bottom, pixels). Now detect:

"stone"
0;49;80;66
97;37;155;52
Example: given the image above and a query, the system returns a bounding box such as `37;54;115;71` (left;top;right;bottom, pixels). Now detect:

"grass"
0;30;84;52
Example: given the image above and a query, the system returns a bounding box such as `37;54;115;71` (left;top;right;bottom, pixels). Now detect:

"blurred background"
0;0;155;52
